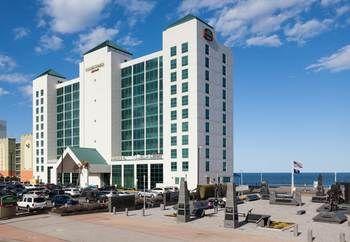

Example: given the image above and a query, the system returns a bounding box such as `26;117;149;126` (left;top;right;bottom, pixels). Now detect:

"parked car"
79;188;99;203
17;194;47;211
49;189;65;200
52;195;79;207
64;188;81;197
137;189;160;198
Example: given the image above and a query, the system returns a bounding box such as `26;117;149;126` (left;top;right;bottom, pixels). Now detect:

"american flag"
293;161;303;174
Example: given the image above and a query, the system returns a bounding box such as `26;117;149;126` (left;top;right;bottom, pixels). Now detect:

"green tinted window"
181;42;188;53
182;69;188;79
170;46;176;56
171;149;177;158
170;59;177;69
182;148;189;158
171;72;176;82
182;135;188;145
171;162;177;171
171;85;177;95
182;96;188;106
182;109;188;119
171;136;177;146
182;161;189;171
182;122;188;132
171;98;177;107
171;123;177;133
182;56;188;66
182;82;188;92
171;110;177;120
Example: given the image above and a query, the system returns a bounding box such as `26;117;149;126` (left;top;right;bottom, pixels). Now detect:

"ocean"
233;172;350;187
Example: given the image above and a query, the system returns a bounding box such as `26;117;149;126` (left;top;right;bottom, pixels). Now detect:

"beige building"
19;134;33;182
0;138;16;177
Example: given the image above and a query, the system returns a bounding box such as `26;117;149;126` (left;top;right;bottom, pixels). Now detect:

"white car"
24;184;38;190
64;188;81;197
137;190;159;198
17;194;47;211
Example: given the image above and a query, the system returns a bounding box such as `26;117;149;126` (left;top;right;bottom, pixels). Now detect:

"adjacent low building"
19;134;33;182
0;138;16;177
32;14;233;189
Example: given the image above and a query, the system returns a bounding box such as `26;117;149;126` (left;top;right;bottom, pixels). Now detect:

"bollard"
339;233;346;242
143;207;146;216
293;224;298;237
125;207;128;216
307;229;313;242
113;207;116;215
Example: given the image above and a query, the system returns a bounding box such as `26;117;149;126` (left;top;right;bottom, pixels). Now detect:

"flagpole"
291;161;294;194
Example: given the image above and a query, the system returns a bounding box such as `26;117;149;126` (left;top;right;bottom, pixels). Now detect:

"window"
223;53;226;63
182;56;188;66
223;177;230;183
182;161;189;171
171;136;177;146
40;98;43;104
205;44;209;55
205;122;209;132
175;177;179;184
182;96;188;106
222;65;226;75
205;135;209;145
206;161;210;172
171;149;177;158
223;89;226;99
205;96;209;107
171;111;177;120
182;148;188;158
205;70;209;81
223;101;226;111
182;122;188;132
223;162;227;172
182;42;188;53
171;98;177;108
205;109;209;120
171;85;177;95
182;69;188;79
36;91;39;97
223;150;226;159
171;72;177;82
205;83;209;94
205;148;209;158
205;57;209;68
170;46;176;56
171;123;177;133
223;138;226;148
182;135;188;145
41;166;44;172
171;59;177;69
182;82;188;92
171;162;177;171
40;90;44;96
223;125;226;135
182;109;188;119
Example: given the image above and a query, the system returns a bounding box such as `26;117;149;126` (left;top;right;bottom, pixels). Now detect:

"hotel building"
32;15;233;189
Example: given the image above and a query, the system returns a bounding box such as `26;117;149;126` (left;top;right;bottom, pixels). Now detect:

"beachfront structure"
0;138;16;177
0;120;6;138
31;15;233;189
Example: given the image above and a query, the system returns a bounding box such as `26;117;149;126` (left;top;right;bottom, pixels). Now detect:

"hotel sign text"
86;63;104;73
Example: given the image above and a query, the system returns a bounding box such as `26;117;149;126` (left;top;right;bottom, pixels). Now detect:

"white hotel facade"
32;15;233;190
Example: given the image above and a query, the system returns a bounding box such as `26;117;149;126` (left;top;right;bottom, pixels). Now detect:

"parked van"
17;194;47;211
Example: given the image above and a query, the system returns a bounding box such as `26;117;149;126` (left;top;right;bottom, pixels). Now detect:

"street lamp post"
143;174;146;216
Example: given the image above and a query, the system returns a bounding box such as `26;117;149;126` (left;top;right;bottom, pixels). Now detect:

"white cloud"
13;27;30;40
119;35;142;47
284;19;332;44
19;85;33;98
0;54;16;71
246;35;281;47
115;0;156;26
76;26;118;53
336;5;350;16
178;0;231;14
35;34;63;53
40;0;110;33
0;87;9;96
306;44;350;72
0;73;31;83
207;0;316;46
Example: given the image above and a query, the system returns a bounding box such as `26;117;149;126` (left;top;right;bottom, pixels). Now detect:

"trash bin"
0;195;17;218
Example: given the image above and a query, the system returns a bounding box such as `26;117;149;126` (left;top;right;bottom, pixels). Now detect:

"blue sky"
0;0;349;172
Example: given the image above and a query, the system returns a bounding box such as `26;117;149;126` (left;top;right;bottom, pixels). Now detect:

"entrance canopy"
56;147;110;173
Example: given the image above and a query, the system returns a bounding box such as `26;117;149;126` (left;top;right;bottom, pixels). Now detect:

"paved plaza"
0;195;349;242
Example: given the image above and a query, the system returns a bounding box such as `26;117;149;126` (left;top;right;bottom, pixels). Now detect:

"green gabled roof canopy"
84;40;132;56
35;69;66;79
165;14;213;30
69;147;107;165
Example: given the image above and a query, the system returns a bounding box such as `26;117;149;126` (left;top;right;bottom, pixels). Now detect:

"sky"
0;0;349;172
